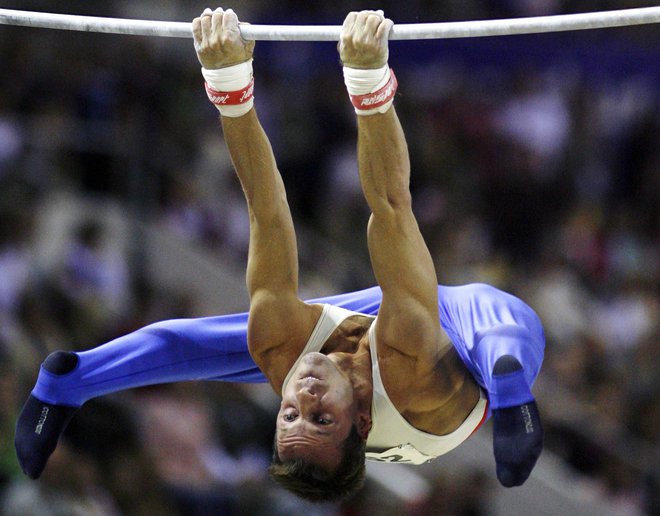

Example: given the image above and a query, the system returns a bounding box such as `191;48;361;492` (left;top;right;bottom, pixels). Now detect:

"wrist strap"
201;60;254;117
348;70;397;112
204;78;254;106
343;65;397;115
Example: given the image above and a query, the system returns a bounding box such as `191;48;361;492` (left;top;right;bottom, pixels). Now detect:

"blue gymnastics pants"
32;286;543;409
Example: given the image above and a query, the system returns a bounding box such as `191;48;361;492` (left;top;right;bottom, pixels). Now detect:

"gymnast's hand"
192;7;255;69
339;10;393;69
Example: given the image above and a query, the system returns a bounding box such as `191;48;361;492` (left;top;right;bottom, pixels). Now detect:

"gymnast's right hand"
192;7;255;69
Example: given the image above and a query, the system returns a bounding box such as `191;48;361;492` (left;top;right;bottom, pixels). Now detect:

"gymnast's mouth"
294;353;337;384
298;375;323;384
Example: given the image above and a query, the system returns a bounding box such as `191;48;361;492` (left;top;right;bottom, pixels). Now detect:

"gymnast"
16;8;544;502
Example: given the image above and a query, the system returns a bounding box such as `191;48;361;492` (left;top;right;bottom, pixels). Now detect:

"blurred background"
0;1;657;515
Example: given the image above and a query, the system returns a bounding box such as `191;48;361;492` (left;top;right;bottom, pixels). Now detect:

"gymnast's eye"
283;413;297;422
317;416;331;425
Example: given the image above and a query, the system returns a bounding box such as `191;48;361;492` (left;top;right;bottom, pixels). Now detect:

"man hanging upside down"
16;8;545;503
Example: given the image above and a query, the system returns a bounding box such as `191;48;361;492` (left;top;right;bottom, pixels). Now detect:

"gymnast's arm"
340;13;450;368
192;9;320;384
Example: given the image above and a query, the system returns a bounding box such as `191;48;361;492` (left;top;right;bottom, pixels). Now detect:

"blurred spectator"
0;114;23;178
62;398;175;515
0;188;36;322
412;469;493;516
134;383;267;515
0;347;21;489
58;220;130;314
1;441;120;516
493;70;571;180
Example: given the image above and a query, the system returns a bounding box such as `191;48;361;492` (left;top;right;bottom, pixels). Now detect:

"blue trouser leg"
32;313;265;407
467;325;545;410
17;312;265;479
30;287;385;407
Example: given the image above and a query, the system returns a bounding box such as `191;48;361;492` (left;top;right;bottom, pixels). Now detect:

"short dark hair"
269;424;366;503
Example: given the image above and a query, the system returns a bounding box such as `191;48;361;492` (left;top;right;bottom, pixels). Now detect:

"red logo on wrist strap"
349;69;398;111
205;78;254;106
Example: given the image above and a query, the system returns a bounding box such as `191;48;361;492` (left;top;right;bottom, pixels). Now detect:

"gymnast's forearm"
221;110;287;221
356;108;411;213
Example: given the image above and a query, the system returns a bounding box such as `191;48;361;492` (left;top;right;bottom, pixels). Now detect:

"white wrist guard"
202;59;254;117
343;65;397;116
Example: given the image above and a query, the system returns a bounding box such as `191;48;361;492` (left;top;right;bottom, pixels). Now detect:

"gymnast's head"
269;352;370;502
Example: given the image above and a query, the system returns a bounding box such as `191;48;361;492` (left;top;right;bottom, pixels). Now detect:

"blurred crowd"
0;1;658;515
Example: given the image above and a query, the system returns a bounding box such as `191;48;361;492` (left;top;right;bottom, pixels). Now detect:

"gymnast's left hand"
192;7;255;69
339;10;393;69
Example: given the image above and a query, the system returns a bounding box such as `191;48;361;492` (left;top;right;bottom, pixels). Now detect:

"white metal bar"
0;7;658;41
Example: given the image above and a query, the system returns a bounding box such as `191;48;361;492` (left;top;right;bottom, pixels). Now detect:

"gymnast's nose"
296;386;321;410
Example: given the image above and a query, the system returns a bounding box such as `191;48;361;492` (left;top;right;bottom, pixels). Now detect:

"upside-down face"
276;352;357;471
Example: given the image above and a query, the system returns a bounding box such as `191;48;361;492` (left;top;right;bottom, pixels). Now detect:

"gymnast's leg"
15;312;265;479
14;286;386;479
471;325;545;487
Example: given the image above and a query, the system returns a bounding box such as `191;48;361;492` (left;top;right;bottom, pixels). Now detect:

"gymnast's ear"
355;412;372;440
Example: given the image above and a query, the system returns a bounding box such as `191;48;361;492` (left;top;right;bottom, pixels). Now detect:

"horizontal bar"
0;7;658;41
